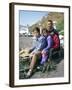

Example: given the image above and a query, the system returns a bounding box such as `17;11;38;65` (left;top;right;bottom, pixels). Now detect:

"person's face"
33;30;40;37
43;30;48;37
47;21;53;31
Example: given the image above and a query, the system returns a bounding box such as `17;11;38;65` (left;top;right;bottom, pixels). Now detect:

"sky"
19;10;48;26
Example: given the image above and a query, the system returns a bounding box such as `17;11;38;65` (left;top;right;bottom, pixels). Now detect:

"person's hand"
41;50;45;54
29;53;33;57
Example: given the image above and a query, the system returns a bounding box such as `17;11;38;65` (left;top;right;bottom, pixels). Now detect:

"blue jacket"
30;35;47;53
43;35;53;52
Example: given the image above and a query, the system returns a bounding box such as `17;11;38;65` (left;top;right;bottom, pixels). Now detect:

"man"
47;20;60;59
26;27;47;78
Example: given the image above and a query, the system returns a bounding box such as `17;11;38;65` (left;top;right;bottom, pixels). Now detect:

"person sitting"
26;27;47;78
40;28;53;65
47;20;60;59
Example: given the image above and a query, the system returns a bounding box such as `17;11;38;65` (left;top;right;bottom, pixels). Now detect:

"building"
19;25;29;35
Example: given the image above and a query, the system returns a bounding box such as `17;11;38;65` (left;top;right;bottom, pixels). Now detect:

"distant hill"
29;12;64;35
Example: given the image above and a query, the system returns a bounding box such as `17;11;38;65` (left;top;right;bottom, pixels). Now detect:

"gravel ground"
19;35;33;49
19;36;64;79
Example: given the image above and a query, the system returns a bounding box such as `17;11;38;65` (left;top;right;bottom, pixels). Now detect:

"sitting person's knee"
32;53;39;58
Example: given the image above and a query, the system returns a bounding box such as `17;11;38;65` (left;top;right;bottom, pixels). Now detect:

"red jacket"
48;29;60;49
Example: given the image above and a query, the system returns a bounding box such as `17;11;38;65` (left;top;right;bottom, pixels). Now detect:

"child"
26;27;47;78
40;28;53;65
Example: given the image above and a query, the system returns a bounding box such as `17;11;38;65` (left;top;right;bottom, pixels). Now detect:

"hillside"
29;12;64;35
